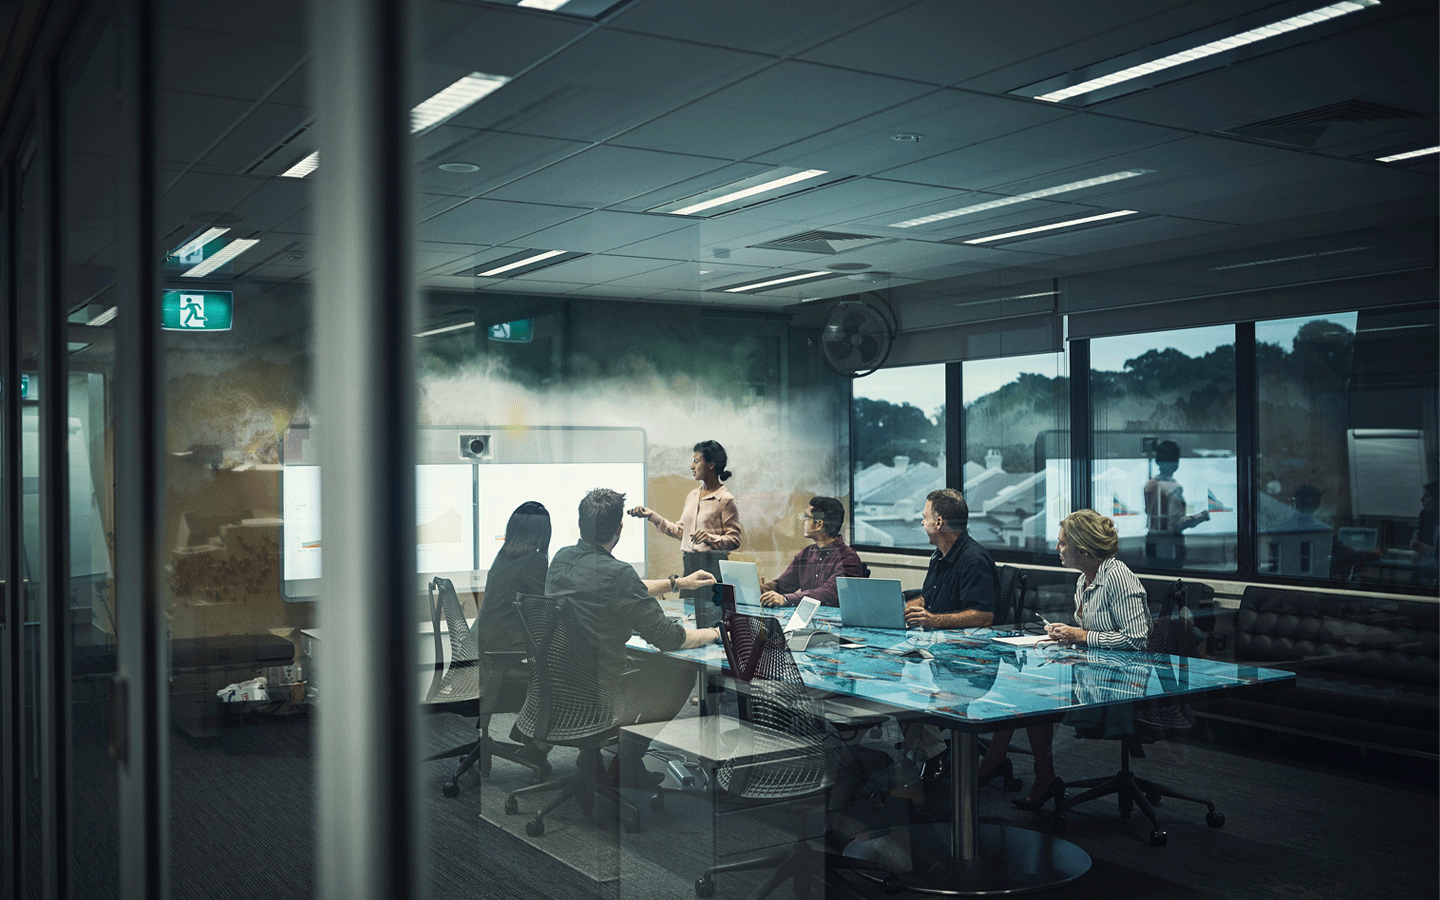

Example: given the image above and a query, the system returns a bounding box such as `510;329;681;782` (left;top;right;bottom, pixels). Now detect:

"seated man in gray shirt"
545;487;720;784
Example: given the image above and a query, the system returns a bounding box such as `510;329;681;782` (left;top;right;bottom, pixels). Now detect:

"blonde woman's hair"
1061;509;1120;560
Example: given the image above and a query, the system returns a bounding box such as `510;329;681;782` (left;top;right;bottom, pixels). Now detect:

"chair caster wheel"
1053;815;1066;833
695;876;715;898
1004;775;1023;793
883;873;904;893
650;793;665;812
1149;829;1167;847
867;790;886;810
503;797;519;815
1206;811;1225;828
525;819;545;837
442;780;460;799
622;808;643;833
1146;790;1163;805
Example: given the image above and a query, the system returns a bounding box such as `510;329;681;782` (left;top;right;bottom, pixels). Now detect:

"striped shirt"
1073;556;1149;650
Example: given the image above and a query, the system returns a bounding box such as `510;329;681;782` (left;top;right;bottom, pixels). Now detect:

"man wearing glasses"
759;496;864;607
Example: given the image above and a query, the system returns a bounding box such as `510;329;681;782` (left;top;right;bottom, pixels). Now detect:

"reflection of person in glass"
759;496;863;607
1412;481;1438;583
1290;484;1381;581
628;439;742;587
1144;440;1208;565
980;509;1148;810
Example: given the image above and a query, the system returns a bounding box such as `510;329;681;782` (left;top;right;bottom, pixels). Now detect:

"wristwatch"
668;574;678;593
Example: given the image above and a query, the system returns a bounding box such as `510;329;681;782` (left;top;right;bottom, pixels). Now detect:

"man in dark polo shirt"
901;487;999;783
904;487;999;629
544;487;720;785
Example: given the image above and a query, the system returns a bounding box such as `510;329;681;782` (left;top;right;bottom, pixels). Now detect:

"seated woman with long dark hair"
474;500;553;766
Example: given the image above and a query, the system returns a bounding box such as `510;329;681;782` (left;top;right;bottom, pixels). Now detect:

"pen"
1034;612;1051;627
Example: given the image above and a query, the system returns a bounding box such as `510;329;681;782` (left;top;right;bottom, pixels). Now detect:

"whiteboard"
1346;429;1430;519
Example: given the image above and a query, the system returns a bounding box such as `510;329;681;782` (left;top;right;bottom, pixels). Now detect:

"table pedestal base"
844;821;1090;896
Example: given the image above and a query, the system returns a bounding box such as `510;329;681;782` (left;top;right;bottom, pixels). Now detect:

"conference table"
641;602;1295;896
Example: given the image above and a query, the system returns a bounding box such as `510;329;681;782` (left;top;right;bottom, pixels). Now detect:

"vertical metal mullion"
2;145;25;900
114;1;168;897
1069;337;1092;515
1235;322;1257;578
313;1;423;899
945;361;963;490
36;49;73;900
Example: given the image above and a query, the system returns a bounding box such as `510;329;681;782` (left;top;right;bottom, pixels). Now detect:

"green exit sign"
162;290;233;331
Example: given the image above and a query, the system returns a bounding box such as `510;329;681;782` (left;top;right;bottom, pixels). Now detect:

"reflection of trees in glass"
1257;319;1355;512
1094;344;1236;431
852;396;943;468
964;372;1068;473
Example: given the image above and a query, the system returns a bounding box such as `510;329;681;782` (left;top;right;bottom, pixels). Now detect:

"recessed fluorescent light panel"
280;152;319;179
1018;0;1380;106
411;72;511;133
512;0;630;15
278;72;511;178
87;306;119;327
171;227;230;259
1208;246;1372;270
721;271;835;293
414;321;476;338
648;168;833;217
181;238;260;277
890;170;1150;228
963;210;1138;245
473;249;584;278
1376;145;1438;163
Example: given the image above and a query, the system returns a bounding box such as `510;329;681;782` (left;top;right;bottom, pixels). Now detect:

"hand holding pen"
1037;612;1081;644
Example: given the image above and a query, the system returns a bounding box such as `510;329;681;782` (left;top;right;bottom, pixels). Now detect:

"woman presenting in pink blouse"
629;440;743;587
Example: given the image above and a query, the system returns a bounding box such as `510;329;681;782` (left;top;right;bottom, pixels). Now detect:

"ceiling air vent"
1226;100;1426;148
752;230;891;255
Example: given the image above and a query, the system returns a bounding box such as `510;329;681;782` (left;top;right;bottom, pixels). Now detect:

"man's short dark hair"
926;488;968;531
578;488;626;543
808;496;845;537
1156;440;1181;464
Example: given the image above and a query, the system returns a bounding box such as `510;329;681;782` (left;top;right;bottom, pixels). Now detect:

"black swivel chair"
502;593;649;836
997;564;1029;626
1051;579;1224;846
422;577;549;798
695;611;895;900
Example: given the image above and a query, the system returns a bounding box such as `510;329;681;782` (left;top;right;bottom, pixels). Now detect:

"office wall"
151;286;852;611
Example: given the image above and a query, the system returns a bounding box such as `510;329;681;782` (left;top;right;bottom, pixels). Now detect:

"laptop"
718;559;766;616
836;577;908;629
1337;527;1378;552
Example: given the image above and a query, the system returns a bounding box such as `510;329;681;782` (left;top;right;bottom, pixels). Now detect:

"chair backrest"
1135;579;1195;731
716;612;830;800
511;593;618;745
996;565;1027;626
426;576;480;704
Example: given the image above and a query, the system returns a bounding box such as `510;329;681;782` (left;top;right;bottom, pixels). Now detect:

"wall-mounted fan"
821;295;896;377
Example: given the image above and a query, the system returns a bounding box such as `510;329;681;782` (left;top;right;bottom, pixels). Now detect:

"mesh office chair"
997;564;1028;627
502;593;648;836
695;611;894;900
1051;580;1224;846
423;577;549;798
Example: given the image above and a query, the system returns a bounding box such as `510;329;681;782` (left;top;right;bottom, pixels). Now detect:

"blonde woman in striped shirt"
980;509;1149;810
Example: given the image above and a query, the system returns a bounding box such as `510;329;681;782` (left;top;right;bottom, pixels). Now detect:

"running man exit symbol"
180;294;206;328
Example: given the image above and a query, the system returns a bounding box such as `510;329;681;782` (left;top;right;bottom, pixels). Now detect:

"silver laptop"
718;559;766;616
837;577;908;629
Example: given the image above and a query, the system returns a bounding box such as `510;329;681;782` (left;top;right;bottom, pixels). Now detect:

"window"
962;352;1069;554
851;364;945;549
1090;325;1237;572
1256;310;1438;588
